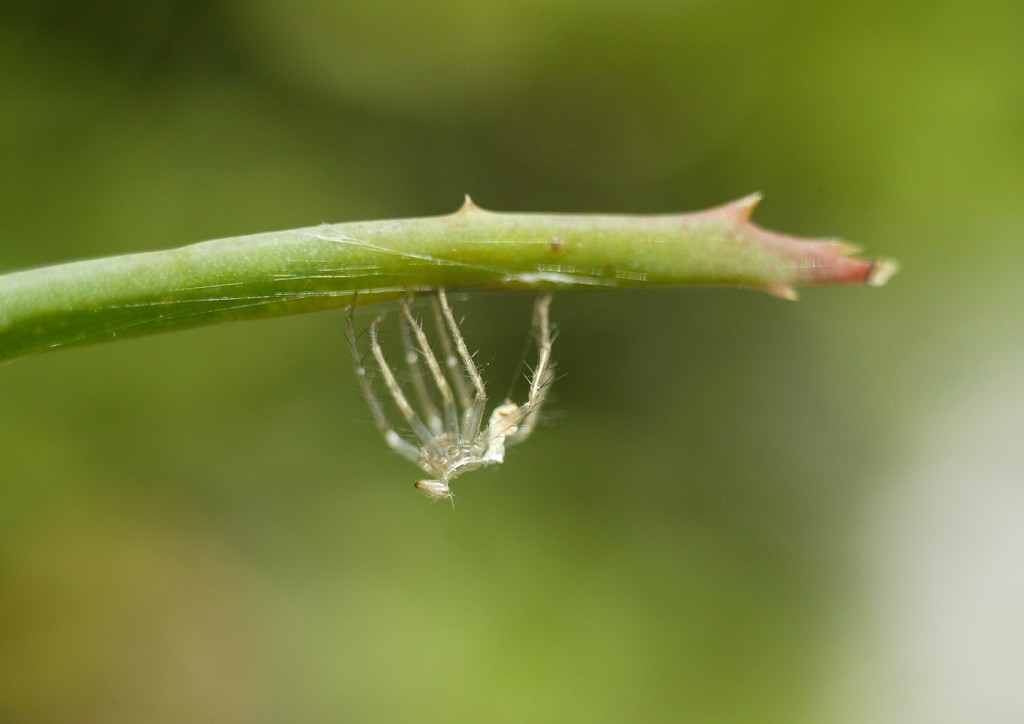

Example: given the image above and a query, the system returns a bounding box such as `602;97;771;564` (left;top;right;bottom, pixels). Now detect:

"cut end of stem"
866;258;900;287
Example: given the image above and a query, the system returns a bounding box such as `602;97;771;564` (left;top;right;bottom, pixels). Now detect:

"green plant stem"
0;195;897;361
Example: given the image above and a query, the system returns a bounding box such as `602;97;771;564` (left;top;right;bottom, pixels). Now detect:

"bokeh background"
2;1;1023;722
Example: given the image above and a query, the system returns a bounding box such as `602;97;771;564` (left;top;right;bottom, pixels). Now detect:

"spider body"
348;290;554;503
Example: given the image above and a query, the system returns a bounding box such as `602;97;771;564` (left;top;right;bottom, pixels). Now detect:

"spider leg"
504;293;555;445
436;289;489;442
431;295;472;413
399;292;443;436
401;294;461;440
369;314;448;456
347;297;423;463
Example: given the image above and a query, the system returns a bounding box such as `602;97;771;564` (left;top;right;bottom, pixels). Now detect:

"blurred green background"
2;1;1023;721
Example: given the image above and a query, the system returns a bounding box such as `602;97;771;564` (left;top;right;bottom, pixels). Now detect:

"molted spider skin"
349;289;554;502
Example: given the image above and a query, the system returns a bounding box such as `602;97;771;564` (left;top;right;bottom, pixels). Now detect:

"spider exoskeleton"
347;289;555;504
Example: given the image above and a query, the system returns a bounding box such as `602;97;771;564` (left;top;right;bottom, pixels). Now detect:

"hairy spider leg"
504;293;555;445
368;316;447;457
399;293;444;436
401;296;461;441
430;296;473;415
436;289;489;444
347;297;421;463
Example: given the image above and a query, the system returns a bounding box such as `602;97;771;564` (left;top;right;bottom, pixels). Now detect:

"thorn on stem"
459;194;480;215
765;283;799;301
715;192;763;222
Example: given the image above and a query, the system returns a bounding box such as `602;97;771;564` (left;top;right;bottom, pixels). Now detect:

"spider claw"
414;479;453;502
